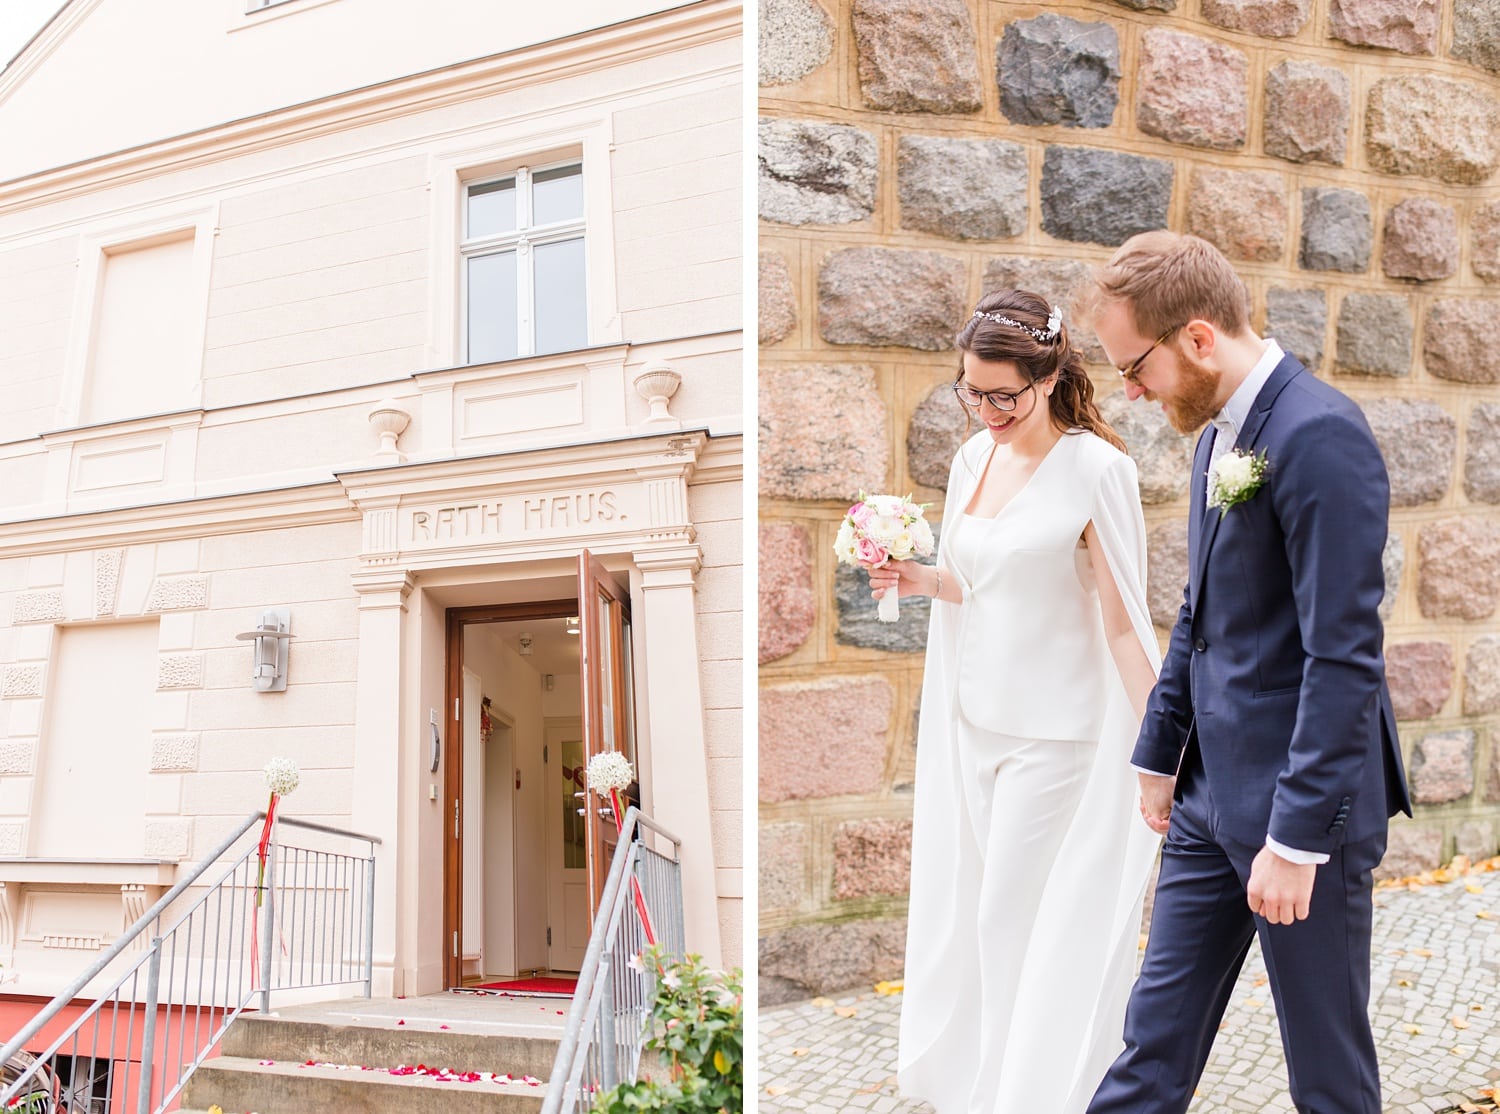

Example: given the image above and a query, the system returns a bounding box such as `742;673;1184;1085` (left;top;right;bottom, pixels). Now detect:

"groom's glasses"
952;380;1035;412
1118;324;1183;386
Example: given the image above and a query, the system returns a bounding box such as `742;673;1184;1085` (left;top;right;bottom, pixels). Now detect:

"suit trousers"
1087;764;1385;1114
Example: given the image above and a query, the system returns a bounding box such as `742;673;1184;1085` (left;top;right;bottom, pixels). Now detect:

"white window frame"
426;120;621;370
461;160;587;365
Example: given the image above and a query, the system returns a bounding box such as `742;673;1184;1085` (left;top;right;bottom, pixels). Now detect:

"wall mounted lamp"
565;616;580;636
234;609;293;692
518;632;534;656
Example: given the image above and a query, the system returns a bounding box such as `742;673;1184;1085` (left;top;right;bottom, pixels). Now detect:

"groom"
1081;232;1411;1114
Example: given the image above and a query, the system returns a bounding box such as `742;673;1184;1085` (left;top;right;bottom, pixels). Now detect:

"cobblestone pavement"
759;870;1500;1113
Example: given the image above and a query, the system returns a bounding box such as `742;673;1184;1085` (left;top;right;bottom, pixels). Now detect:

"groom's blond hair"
1078;230;1251;339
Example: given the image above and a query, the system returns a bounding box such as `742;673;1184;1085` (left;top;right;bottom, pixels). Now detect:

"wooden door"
577;551;635;913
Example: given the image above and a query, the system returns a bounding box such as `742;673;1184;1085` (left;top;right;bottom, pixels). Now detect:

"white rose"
909;517;935;555
888;531;915;560
833;518;857;562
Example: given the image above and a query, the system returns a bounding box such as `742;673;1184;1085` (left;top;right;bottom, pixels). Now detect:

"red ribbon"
609;787;656;947
250;792;279;991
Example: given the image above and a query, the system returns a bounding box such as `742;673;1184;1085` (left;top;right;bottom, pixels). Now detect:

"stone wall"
758;0;1500;1004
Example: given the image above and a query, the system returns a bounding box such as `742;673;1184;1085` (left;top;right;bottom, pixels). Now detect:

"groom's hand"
1137;772;1174;834
1247;846;1316;925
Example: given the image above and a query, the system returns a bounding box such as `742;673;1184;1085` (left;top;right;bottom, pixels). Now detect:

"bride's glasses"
951;381;1035;412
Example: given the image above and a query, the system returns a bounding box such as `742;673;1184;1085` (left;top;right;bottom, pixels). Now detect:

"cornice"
337;429;713;505
0;0;740;214
0;483;355;560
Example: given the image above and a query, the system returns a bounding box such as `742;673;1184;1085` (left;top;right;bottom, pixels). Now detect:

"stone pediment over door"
336;428;707;572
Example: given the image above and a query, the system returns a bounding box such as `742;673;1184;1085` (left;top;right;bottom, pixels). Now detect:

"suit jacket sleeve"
1266;410;1391;852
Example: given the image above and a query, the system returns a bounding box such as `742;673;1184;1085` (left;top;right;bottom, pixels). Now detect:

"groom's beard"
1156;348;1222;434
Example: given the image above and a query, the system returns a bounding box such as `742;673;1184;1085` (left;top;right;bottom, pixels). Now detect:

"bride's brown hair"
954;288;1126;454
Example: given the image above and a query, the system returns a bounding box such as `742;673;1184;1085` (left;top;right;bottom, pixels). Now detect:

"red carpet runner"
472;976;578;995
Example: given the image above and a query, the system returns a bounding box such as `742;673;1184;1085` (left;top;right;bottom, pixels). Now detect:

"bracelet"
934;566;943;599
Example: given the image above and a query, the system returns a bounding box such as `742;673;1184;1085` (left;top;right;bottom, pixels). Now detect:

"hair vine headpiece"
972;305;1063;343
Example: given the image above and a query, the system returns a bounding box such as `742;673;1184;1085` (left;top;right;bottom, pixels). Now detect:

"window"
463;162;587;364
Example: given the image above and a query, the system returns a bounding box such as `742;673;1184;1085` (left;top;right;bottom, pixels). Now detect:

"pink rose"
854;536;888;566
849;502;875;528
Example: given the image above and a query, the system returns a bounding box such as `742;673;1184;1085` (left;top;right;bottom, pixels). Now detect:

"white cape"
898;431;1163;1114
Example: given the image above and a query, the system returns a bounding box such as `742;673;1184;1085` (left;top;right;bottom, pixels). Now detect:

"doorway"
441;553;636;988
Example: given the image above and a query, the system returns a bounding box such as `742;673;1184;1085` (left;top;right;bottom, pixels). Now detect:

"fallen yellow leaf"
874;980;903;996
1413;948;1435;958
1252;976;1268;988
834;1006;858;1018
208;1107;224;1114
791;1048;809;1057
1245;998;1263;1008
1465;883;1484;893
810;997;834;1008
1454;1017;1471;1030
1404;1024;1422;1035
1477;910;1494;920
766;1085;789;1096
1397;979;1414;988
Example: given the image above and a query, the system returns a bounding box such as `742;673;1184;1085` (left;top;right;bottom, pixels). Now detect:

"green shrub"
593;947;743;1114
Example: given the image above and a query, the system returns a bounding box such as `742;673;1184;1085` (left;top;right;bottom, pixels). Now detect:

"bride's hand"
868;561;932;600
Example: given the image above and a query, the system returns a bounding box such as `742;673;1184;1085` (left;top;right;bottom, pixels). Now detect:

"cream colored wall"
0;0;705;183
0;17;741;516
688;470;745;962
0;1;743;994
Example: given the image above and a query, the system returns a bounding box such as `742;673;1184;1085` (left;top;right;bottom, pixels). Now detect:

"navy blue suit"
1088;354;1411;1114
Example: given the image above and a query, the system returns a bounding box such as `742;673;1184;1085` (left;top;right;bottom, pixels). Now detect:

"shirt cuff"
1265;837;1330;866
1130;763;1175;778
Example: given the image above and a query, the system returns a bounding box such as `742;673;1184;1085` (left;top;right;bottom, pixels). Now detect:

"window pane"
532;165;583;226
468;251;518;363
562;735;586;869
534;237;587;354
468;178;517;239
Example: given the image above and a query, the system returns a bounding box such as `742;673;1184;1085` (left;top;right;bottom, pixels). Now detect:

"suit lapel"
1187;427;1213;613
1188;354;1303;613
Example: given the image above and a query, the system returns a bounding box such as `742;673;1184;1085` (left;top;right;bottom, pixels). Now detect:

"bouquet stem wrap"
877;579;901;623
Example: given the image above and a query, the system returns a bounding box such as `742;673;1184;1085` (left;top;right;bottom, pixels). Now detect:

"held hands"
1247;845;1316;925
1137;772;1174;835
868;560;937;602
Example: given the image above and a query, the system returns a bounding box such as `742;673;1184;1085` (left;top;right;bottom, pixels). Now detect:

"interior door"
577;550;635;914
544;719;589;971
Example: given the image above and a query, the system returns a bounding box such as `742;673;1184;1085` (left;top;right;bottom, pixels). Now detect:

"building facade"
758;0;1500;1002
0;0;743;1011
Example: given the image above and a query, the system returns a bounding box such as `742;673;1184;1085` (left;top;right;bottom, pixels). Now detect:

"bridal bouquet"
834;493;935;623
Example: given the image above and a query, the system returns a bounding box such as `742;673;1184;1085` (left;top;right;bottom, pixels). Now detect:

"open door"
577;550;635;914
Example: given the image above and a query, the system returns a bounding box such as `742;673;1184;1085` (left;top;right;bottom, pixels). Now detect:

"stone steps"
181;1056;546;1114
178;993;566;1114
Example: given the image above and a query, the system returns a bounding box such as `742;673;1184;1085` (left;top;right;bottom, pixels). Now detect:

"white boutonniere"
1207;447;1269;516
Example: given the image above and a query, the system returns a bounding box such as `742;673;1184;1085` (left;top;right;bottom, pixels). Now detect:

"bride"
867;289;1164;1113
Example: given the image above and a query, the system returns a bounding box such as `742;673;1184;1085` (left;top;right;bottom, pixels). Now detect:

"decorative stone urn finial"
368;400;411;460
633;361;682;426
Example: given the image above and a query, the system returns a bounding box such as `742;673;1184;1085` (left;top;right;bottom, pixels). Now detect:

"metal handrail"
542;806;685;1114
0;811;381;1113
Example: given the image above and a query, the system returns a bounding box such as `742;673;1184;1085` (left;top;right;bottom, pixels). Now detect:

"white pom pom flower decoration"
586;750;634;793
264;756;301;797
